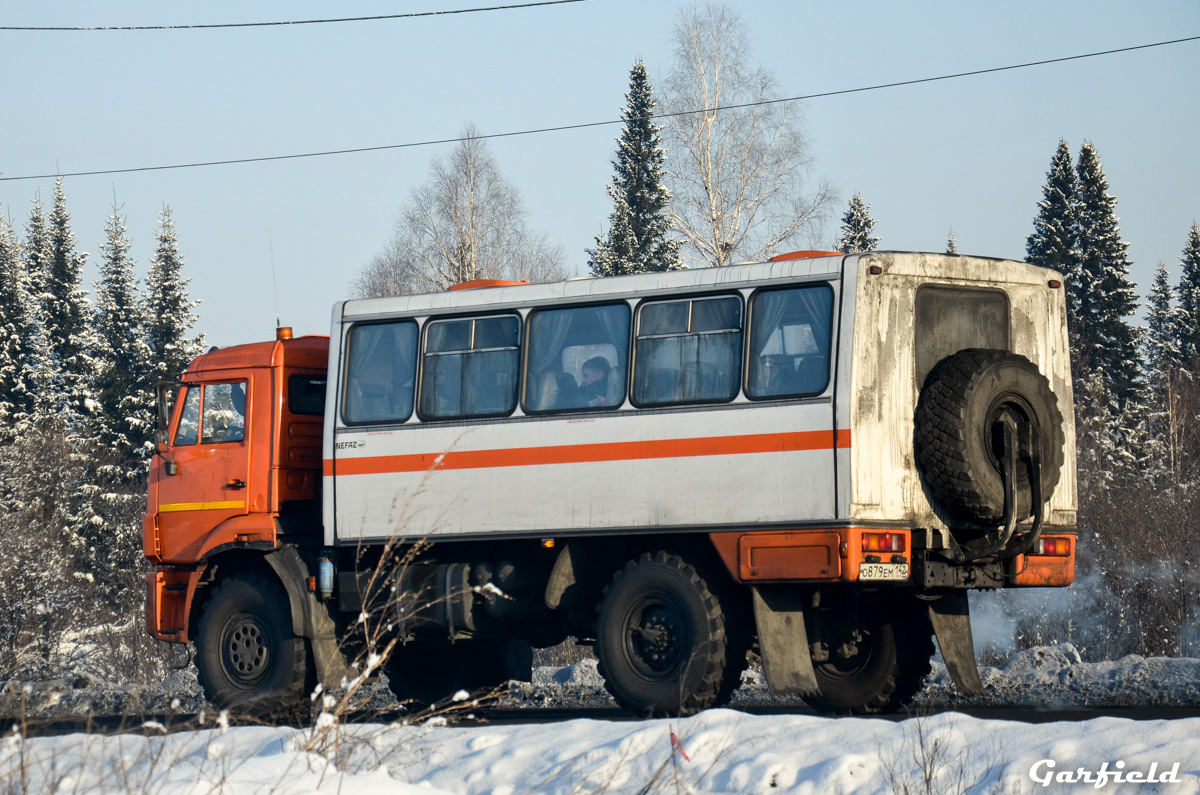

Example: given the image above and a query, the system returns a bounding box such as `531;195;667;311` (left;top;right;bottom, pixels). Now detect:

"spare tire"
914;349;1064;526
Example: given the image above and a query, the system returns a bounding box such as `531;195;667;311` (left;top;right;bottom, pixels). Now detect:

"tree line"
0;177;202;680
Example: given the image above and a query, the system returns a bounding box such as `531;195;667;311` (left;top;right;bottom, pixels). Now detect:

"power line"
0;0;586;31
2;34;1197;183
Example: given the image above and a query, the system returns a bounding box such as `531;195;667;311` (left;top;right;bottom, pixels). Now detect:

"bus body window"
633;295;742;406
174;386;201;446
420;314;520;420
343;321;418;424
525;303;630;412
200;381;247;444
746;285;834;399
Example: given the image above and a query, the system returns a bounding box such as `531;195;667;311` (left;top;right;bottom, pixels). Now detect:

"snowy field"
2;646;1199;793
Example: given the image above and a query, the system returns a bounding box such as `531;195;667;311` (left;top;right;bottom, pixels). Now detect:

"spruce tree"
836;193;879;253
93;205;155;467
1145;261;1180;384
22;196;60;428
1173;222;1200;364
1026;140;1081;346
145;207;204;384
1073;141;1141;406
43;177;98;423
945;228;958;255
0;210;37;431
1142;261;1182;486
1026;140;1080;273
588;60;681;276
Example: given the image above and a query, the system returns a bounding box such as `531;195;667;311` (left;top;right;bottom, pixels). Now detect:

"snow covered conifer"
1172;222;1200;365
93;204;155;467
836;193;879;253
1026;140;1079;273
945;229;958;255
145;207;204;384
589;60;681;276
589;195;639;278
0;210;37;431
1027;140;1081;347
1145;261;1179;386
43;178;98;423
1073;142;1141;406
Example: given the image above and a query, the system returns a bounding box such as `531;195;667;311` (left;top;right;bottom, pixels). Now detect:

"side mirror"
156;382;182;452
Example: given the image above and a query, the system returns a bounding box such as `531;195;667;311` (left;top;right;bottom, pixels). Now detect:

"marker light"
862;532;905;554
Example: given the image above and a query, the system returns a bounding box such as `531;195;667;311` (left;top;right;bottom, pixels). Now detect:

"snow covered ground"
2;646;1199;793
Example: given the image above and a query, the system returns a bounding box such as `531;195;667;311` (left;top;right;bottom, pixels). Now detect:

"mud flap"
264;546;352;690
927;591;985;696
751;586;820;697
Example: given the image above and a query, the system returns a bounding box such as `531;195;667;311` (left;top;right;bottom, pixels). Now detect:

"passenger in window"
576;357;612;407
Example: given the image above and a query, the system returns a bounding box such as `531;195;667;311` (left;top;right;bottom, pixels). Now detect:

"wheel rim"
815;630;878;682
220;612;273;688
622;594;691;679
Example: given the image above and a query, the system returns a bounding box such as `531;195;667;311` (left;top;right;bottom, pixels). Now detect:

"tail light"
1033;536;1072;556
862;532;906;554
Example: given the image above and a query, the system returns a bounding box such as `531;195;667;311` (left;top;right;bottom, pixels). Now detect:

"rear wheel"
802;594;933;715
195;571;309;719
594;551;730;717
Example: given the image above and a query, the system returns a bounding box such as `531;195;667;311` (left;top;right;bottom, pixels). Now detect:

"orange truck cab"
143;330;332;664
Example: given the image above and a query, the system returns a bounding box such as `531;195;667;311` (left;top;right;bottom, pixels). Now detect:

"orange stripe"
325;429;851;477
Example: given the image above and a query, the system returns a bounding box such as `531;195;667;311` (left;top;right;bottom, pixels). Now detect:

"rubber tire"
195;571;309;719
915;348;1065;526
802;597;934;715
594;551;729;717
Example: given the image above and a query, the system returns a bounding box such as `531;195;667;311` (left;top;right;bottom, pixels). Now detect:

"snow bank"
4;710;1198;793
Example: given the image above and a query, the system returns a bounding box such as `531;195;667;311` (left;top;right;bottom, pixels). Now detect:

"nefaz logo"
335;440;364;450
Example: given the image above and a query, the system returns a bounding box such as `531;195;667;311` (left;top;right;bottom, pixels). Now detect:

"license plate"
858;563;909;581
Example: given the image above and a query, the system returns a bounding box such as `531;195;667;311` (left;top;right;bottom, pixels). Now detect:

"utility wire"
2;34;1197;182
0;0;587;32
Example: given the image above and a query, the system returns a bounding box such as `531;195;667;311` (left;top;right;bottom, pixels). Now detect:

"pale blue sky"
1;1;1197;348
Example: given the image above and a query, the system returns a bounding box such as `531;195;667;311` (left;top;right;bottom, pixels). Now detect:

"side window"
343;321;418;424
420;314;520;420
174;386;200;446
289;375;327;416
746;285;834;399
633;295;743;406
525;303;630;412
201;382;248;444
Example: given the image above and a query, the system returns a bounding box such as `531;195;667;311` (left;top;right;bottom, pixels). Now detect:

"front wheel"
594;551;730;717
195;571;309;719
802;594;933;715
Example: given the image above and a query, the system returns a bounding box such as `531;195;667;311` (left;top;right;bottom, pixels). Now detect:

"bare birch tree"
354;123;566;297
660;4;835;267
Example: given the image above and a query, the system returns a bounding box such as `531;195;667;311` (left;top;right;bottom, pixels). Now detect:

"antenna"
268;230;281;329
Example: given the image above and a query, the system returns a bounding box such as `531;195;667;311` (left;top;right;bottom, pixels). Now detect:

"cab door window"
200;382;248;444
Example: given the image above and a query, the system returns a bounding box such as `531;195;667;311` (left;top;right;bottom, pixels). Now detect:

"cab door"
156;376;253;562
